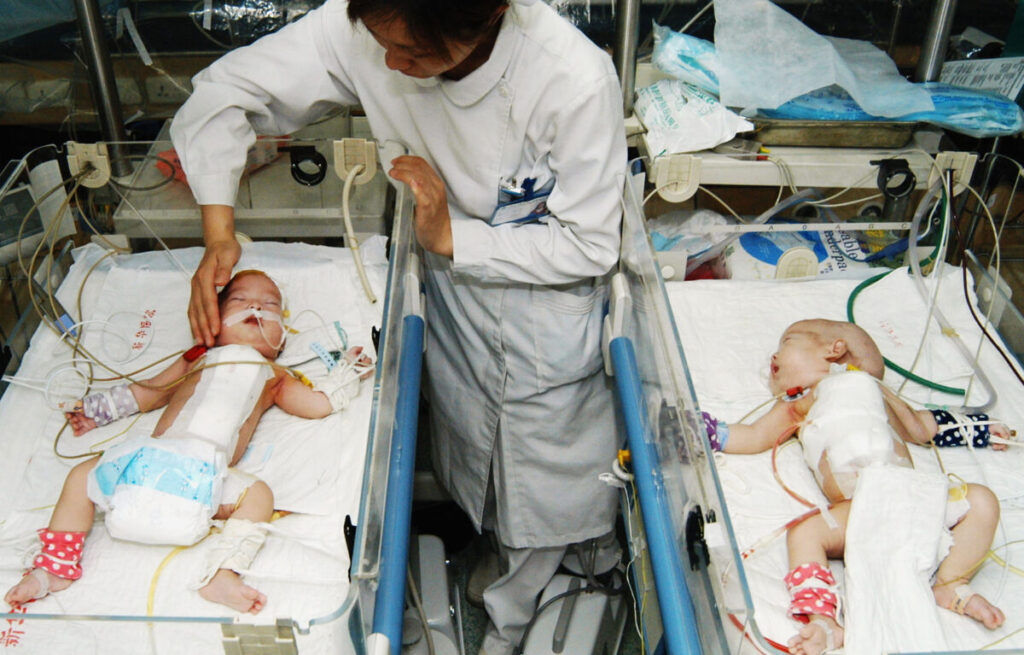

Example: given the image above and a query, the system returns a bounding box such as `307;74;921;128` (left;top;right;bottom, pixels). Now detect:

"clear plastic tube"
684;188;820;275
907;178;997;412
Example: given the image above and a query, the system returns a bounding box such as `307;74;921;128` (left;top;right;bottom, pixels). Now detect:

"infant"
703;319;1008;655
5;270;371;613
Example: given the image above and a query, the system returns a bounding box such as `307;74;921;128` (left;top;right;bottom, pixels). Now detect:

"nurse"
169;1;626;653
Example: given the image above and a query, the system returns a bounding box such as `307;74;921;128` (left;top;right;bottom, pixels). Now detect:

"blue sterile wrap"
759;83;1024;138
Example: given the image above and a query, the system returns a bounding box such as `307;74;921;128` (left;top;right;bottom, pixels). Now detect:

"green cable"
847;271;967;397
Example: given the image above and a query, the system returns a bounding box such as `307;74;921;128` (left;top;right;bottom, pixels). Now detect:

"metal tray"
751;118;918;148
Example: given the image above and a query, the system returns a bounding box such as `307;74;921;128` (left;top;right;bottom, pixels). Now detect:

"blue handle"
372;314;425;654
609;336;702;655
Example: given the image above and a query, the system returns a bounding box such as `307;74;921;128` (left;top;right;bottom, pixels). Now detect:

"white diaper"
88;434;226;546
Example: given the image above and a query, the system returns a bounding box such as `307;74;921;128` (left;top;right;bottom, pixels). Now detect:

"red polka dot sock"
33;529;86;581
784;561;839;623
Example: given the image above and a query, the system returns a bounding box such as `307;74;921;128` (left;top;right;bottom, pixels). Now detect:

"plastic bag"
635;79;753;154
647;209;730;259
651;23;720;95
713;0;933;117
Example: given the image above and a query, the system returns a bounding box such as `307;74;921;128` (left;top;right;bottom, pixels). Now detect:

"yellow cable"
146;510;284;615
981;624;1024;650
147;542;192;616
87;414;144;454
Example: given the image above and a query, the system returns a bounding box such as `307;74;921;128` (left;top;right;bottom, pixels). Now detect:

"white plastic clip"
602;273;632;376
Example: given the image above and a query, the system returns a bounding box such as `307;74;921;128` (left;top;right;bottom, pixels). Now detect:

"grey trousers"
478;474;620;655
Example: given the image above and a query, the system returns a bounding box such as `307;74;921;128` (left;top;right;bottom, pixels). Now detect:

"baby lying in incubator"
4;270;373;614
702;319;1011;655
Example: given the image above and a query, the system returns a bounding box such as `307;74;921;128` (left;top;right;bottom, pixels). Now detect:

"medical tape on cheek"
785;562;840;623
222;307;284;329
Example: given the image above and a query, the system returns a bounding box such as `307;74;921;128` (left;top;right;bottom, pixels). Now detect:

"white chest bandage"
163;344;273;455
799;369;905;498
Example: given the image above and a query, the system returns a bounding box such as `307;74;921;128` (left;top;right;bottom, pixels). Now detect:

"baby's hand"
344;346;376;380
60;400;99;437
989;423;1016;451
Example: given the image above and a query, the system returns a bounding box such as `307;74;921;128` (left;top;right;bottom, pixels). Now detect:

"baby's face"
216;273;284;359
768;326;833;396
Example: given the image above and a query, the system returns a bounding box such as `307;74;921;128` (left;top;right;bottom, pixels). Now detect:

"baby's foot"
788;617;844;655
935;585;1005;629
4;568;73;608
199;569;266;614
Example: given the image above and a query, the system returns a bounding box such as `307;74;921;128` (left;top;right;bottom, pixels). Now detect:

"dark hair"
347;0;508;61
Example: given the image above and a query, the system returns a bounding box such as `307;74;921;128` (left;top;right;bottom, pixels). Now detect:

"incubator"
0;134;434;655
614;131;1024;654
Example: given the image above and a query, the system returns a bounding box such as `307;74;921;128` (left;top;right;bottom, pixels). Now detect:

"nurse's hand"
388;156;453;258
190;205;241;346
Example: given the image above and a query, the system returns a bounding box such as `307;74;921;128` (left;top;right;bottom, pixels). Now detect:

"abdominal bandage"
799;368;906;499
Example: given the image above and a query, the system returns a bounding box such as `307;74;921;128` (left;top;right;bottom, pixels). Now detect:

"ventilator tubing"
195;518;268;588
799;369;908;499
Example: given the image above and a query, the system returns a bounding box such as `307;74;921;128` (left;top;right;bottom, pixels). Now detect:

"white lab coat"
170;0;626;548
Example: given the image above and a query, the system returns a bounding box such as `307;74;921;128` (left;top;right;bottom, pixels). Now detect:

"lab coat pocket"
530;283;606;390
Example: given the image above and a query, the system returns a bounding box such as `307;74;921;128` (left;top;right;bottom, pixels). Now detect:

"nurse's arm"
388;156;453;257
190;205;241;347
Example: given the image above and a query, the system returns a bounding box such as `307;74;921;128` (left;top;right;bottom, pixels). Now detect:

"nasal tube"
222;307;283;329
222;307;286;349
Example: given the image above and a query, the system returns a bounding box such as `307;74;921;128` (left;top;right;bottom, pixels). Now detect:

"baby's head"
768;318;884;396
215;270;286;359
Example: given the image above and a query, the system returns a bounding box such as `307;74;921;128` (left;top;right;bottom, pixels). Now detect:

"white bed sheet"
666;266;1024;653
0;241;390;654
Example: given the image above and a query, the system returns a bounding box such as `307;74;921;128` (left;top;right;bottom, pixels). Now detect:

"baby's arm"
881;386;1010;450
274;375;334;419
62;355;194;436
275;347;375;419
713;400;805;454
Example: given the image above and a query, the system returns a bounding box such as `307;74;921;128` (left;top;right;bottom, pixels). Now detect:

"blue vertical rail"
609;336;702;655
371;314;425;654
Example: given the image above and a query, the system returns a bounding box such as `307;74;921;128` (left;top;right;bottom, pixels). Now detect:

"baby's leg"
199;480;273;614
933;483;1005;629
5;458;99;608
785;501;851;655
